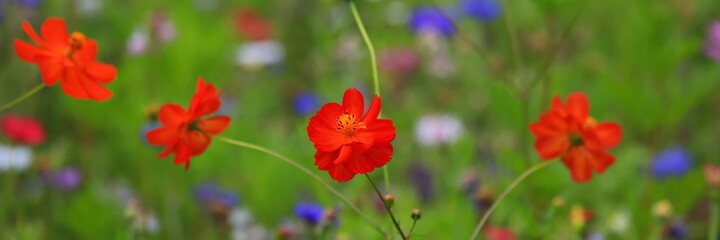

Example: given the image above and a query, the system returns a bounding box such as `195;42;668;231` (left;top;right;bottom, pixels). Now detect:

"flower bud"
383;194;395;207
411;209;422;220
551;196;565;208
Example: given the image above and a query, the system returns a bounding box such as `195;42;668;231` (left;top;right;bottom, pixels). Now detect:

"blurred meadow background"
1;0;720;239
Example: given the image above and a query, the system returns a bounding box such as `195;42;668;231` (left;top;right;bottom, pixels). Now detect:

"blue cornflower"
294;202;324;225
293;92;321;116
651;147;693;179
408;6;457;37
194;183;239;209
459;0;502;22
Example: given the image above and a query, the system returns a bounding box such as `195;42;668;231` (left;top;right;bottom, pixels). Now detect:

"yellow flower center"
66;32;86;57
336;113;363;136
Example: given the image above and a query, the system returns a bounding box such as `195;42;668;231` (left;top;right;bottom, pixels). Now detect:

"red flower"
234;8;273;41
483;226;516;240
529;93;622;182
145;78;231;170
0;114;45;146
307;88;396;182
14;18;117;101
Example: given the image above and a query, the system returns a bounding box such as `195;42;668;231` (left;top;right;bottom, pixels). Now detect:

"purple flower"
705;21;720;61
194;183;239;210
294;202;324;225
52;167;82;190
459;0;502;22
292;92;321;116
408;164;434;203
408;7;457;37
651;147;693;179
380;48;421;75
664;220;688;239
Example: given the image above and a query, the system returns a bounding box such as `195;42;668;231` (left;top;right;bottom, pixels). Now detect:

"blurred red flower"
483;226;516;240
146;78;231;170
234;8;273;41
529;93;622;182
1;114;45;146
14;18;117;101
307;88;396;182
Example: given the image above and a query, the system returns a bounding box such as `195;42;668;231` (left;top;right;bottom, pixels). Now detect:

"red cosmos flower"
0;114;45;146
14;18;117;101
529;92;622;182
145;78;231;170
307;88;396;182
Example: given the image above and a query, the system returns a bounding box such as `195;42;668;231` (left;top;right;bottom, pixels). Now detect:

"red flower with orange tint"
14;18;117;101
146;78;231;170
529;93;622;182
1;114;45;146
307;88;396;182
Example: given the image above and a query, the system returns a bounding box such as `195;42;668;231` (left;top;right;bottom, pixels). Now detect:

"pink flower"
705;21;720;61
1;114;45;146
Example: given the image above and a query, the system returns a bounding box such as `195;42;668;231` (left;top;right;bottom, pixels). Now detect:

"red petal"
21;21;47;47
328;163;356;182
158;104;187;126
14;39;50;63
187;130;211;155
157;145;175;158
333;145;354;164
198;116;231;135
37;57;64;86
362;95;381;124
85;61;116;84
41;18;69;50
592;122;622;149
565;92;589;122
344;153;374;174
314;150;338;171
534;136;570;160
307;123;348;152
73;39;98;61
342;88;364;117
78;73;113;101
173;144;192;166
146;126;179;146
561;148;593;182
60;69;90;99
529;112;567;138
586;148;615;174
365;119;395;143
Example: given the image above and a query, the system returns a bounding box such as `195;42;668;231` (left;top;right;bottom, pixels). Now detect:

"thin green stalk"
526;0;589;92
407;219;418;239
501;0;523;75
0;83;44;113
214;136;388;238
365;174;407;240
710;192;719;240
469;160;554;240
349;0;392;195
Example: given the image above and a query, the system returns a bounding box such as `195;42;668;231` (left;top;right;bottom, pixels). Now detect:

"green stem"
526;0;589;92
214;136;388;238
407;219;418;239
349;0;392;195
0;83;44;113
710;192;719;240
501;0;523;75
469;160;554;240
365;174;407;240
